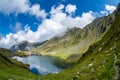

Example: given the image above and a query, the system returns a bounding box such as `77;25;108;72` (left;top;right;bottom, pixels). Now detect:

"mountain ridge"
10;40;47;52
31;11;115;60
0;3;120;80
40;4;120;79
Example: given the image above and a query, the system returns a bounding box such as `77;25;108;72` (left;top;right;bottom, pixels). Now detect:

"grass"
0;48;41;80
37;12;120;80
0;11;120;80
31;13;114;61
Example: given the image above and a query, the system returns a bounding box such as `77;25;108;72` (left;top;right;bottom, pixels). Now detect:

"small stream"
12;55;63;75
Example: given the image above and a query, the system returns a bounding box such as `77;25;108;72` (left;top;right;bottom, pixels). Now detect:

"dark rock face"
10;45;19;52
10;41;47;52
10;41;30;51
116;3;120;12
99;26;106;33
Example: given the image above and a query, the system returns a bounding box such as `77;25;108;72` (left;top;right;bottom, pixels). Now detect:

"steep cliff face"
31;11;115;59
116;3;120;12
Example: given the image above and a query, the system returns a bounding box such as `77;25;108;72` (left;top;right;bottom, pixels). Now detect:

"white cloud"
0;4;96;49
50;4;65;15
100;11;108;15
100;4;116;16
65;4;77;15
0;0;47;18
62;11;95;28
105;4;116;13
0;0;29;15
29;4;47;18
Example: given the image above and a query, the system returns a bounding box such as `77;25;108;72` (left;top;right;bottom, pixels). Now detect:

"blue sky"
0;0;119;48
0;0;119;35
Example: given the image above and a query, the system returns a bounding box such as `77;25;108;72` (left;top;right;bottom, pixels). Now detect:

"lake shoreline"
12;55;65;75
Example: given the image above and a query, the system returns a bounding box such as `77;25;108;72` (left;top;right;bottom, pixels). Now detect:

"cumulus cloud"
50;4;95;28
29;4;47;18
0;0;47;18
100;11;108;15
100;4;116;16
50;4;65;15
105;4;116;13
0;4;96;49
62;11;95;28
65;4;77;15
0;0;29;15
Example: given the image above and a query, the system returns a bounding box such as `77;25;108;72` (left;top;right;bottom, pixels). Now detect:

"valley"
0;2;120;80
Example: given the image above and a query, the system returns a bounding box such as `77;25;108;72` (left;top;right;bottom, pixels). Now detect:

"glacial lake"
12;55;63;75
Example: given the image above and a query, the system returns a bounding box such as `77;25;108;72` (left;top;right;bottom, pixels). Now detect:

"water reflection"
12;55;62;75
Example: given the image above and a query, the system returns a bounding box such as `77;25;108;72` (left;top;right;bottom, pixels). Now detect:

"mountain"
39;3;120;80
31;10;115;61
0;3;120;80
10;40;47;52
0;48;41;80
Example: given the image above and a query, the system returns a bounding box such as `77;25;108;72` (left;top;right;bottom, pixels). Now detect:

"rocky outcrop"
10;41;47;52
116;3;120;12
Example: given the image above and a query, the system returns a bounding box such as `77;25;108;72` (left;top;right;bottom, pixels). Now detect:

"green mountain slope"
0;48;41;80
39;4;120;80
0;3;120;80
32;12;115;60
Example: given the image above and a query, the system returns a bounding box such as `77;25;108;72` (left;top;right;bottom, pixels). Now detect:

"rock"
116;3;120;12
102;43;105;46
75;75;79;78
88;63;93;67
110;47;113;51
73;74;79;80
98;47;102;52
91;68;95;72
99;26;106;33
8;78;14;80
76;72;80;75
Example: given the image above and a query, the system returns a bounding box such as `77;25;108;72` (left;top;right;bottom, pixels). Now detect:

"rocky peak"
116;3;120;13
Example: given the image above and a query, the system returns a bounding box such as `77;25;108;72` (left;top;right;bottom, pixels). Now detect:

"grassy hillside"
39;8;120;80
32;12;115;61
0;48;41;80
0;4;120;80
